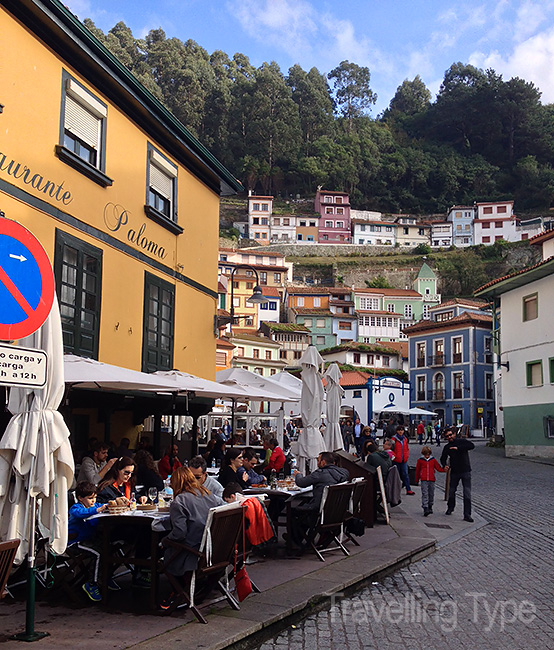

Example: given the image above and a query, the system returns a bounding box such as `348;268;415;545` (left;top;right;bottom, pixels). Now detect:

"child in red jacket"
415;446;447;516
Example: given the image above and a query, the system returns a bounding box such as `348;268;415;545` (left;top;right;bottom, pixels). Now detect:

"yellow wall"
0;8;219;377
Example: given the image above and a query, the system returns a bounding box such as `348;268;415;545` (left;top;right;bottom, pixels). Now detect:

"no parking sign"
0;219;54;340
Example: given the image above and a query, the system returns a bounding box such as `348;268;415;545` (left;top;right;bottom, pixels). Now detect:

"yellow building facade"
0;0;241;381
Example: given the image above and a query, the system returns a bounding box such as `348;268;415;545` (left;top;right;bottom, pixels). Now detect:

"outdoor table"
244;484;312;554
90;509;169;610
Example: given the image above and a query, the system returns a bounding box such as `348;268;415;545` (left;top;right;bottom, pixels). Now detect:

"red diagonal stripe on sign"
0;264;34;317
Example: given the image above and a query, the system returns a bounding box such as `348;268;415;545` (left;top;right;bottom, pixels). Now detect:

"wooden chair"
159;502;244;623
308;482;354;562
0;539;20;599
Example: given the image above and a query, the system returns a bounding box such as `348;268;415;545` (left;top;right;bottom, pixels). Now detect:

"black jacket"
440;438;475;473
295;463;350;511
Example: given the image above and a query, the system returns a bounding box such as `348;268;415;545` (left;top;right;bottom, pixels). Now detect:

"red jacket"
391;434;409;463
267;446;285;471
415;456;446;483
158;455;182;480
243;498;275;546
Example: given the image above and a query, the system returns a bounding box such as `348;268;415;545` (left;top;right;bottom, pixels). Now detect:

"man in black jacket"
441;428;475;522
288;452;349;550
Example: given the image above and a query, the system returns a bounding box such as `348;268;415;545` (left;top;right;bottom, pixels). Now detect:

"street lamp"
216;264;266;335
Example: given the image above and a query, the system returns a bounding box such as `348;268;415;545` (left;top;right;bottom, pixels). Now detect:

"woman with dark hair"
134;450;164;495
206;438;226;466
217;449;248;488
163;467;224;577
96;456;136;503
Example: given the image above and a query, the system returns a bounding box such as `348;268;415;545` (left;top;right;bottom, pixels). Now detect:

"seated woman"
96;456;136;503
163;466;225;578
134;449;164;497
217;449;248;489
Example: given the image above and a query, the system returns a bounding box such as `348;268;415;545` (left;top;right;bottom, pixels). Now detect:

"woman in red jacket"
415;446;447;516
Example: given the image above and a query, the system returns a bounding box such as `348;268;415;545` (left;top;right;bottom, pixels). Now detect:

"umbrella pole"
12;496;49;642
230;398;235;447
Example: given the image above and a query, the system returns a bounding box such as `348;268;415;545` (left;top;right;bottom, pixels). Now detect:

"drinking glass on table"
148;487;158;504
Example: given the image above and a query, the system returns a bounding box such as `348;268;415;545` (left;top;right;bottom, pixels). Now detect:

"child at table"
68;481;114;602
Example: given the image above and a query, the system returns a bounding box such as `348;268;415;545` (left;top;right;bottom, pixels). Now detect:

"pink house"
315;189;351;243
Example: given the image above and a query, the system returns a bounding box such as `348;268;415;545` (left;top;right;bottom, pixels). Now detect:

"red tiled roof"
357;310;403;316
287;286;331;294
339;370;372;387
381;341;409;358
216;338;235;349
355;287;422;297
475;200;514;206
293;308;333;316
248;195;273;199
429;298;487;310
262;286;281;297
474;255;554;293
403;312;492;335
217;281;226;293
528;228;554;246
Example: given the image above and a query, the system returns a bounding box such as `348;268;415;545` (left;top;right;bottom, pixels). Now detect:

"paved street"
253;445;554;650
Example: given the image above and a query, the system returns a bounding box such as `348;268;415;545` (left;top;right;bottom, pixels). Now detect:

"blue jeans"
395;461;411;491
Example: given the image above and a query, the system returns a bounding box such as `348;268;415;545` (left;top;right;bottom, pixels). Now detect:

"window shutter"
64;94;100;149
150;162;173;199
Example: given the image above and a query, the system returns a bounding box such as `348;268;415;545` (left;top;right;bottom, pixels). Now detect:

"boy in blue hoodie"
68;481;108;601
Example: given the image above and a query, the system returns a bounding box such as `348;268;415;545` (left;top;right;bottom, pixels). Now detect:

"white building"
475;228;554;458
320;342;403;371
270;214;296;242
352;220;396;245
257;286;281;328
474;201;518;244
248;194;272;242
430;222;453;248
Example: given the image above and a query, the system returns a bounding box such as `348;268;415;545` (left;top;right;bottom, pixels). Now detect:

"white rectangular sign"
0;343;48;388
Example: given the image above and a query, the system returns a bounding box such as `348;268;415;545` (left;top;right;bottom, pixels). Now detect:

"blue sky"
65;0;554;113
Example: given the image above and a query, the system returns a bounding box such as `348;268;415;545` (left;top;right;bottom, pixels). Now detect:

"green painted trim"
503;404;554;447
525;359;543;387
0;177;217;299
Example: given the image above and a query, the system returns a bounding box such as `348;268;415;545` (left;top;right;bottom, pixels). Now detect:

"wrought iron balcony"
453;353;462;363
428;354;445;366
452;388;463;399
428;389;445;401
416;391;426;401
416;357;425;367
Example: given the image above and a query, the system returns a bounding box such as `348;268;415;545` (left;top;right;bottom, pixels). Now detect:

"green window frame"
526;360;543;387
54;230;102;358
549;357;554;383
142;272;174;373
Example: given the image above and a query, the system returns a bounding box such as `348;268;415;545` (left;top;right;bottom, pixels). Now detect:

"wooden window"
142;273;174;372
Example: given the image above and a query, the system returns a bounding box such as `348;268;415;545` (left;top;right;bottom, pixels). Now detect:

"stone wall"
242;243;397;257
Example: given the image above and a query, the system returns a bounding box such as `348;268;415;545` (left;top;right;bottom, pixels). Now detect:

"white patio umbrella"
296;346;326;472
0;295;74;564
323;363;345;451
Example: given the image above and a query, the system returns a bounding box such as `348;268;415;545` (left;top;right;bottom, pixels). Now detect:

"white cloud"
514;1;550;42
470;26;554;102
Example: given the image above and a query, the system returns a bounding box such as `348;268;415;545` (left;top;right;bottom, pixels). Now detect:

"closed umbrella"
0;295;74;640
296;346;326;472
323;363;345;451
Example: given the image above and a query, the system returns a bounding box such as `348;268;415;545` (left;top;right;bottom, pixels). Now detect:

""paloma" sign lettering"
103;203;167;260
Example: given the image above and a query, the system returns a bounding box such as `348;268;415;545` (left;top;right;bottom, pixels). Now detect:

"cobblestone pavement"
251;445;554;650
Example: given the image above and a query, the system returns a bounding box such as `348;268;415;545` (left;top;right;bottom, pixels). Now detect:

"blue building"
404;299;495;432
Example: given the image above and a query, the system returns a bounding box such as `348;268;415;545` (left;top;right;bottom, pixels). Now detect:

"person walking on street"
353;418;364;457
441;427;475;522
391;425;415;495
416;421;425;445
415;446;447;516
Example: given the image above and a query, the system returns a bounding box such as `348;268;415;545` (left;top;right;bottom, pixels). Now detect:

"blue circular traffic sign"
0;219;54;340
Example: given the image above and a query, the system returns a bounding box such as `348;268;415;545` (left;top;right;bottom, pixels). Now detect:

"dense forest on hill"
86;20;554;214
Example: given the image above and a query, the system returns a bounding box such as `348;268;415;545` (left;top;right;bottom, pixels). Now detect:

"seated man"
188;455;224;498
237;448;266;487
289;452;349;551
77;442;116;486
363;440;393;480
263;438;286;477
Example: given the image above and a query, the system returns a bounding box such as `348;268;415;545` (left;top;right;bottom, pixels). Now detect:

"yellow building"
0;0;241;452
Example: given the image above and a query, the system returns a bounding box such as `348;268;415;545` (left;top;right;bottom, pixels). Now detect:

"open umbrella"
296;346;326;472
323;363;345;451
0;295;74;640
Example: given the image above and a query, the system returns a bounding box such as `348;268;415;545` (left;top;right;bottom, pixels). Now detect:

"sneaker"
160;592;176;611
82;581;101;602
423;509;430;517
464;516;474;523
107;578;121;591
445;509;453;515
132;573;151;589
406;491;415;495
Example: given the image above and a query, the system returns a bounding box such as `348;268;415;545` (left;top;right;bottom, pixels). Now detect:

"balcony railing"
453;353;462;363
416;357;425;368
486;389;494;400
417;391;426;401
452;388;463;399
485;354;493;364
428;354;445;366
423;293;441;302
428;389;445;401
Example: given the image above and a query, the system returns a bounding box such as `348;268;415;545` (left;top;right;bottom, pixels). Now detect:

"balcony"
428;389;445;401
416;357;425;368
428;354;445;366
486;389;494;400
416;391;426;401
485;354;493;364
453;353;462;363
423;293;441;302
452;388;463;399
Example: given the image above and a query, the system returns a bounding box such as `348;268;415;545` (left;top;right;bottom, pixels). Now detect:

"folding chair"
343;478;367;546
0;539;20;599
160;502;244;623
308;482;354;562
